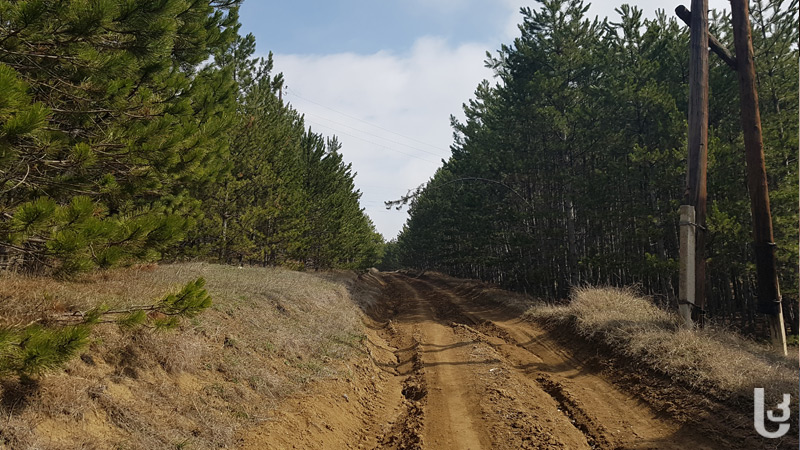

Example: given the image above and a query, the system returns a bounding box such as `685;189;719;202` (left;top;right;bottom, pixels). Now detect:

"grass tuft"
528;286;798;404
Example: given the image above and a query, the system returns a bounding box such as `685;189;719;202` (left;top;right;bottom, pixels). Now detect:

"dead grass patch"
528;286;798;406
0;262;375;449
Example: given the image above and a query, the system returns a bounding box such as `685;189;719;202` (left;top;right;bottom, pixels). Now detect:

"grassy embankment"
448;276;798;414
0;263;380;449
527;286;799;447
529;287;798;405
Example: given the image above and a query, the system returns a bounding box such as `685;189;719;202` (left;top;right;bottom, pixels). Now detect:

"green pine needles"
0;278;212;378
0;0;241;275
394;0;798;328
155;277;213;322
0;324;91;378
0;1;382;274
6;195;189;275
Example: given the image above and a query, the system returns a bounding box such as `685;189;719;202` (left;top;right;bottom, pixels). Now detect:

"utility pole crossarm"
675;5;737;71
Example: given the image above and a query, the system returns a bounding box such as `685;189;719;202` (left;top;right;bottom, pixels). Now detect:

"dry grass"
528;286;799;405
0;262;374;449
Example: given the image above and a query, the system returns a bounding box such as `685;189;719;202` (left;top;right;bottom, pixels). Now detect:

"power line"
357;185;408;190
285;87;449;153
303;119;441;165
301;110;449;159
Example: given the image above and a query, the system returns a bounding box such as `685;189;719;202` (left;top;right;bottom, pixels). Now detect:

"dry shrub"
529;286;798;404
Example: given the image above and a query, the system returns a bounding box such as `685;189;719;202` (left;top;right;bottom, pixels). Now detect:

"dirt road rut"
244;272;736;449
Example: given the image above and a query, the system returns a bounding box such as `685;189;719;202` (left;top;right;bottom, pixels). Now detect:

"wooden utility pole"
729;0;787;355
679;0;710;326
678;205;696;327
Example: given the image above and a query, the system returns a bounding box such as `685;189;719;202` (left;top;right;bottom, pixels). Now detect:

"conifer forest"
0;0;797;334
0;1;798;448
0;0;383;277
387;0;798;335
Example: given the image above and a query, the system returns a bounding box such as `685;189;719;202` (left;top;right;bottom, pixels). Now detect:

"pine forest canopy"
0;0;383;275
390;0;799;335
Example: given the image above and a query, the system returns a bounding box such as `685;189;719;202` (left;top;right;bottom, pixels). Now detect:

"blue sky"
239;1;514;55
237;0;730;240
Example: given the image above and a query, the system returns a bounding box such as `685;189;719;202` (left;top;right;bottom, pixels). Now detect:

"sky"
238;0;730;240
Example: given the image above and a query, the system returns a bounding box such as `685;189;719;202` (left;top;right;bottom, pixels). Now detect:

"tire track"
246;272;766;449
379;274;589;449
380;273;723;450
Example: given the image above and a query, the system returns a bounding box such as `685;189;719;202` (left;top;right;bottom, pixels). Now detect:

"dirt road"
243;272;739;449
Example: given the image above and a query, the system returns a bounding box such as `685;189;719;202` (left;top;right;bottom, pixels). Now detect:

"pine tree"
0;0;241;275
301;133;382;270
395;0;798;332
187;34;382;270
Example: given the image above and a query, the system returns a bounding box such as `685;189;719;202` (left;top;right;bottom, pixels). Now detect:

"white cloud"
502;0;732;38
272;36;495;240
266;0;730;241
589;0;732;22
